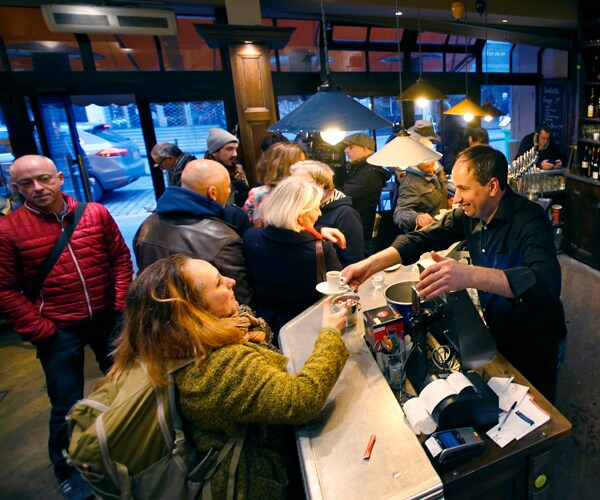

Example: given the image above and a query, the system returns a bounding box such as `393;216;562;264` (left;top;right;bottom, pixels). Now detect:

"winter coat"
167;152;196;187
316;192;364;265
0;195;133;343
133;186;252;305
342;157;391;240
174;328;349;499
243;226;341;334
393;165;448;232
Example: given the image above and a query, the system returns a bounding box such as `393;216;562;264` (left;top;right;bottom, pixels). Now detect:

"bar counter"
279;265;571;499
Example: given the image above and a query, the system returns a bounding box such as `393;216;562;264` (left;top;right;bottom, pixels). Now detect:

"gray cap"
407;120;441;142
207;128;239;154
341;133;375;151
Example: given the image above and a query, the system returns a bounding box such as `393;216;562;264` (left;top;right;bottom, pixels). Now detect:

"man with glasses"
150;142;196;187
0;155;133;499
342;145;567;403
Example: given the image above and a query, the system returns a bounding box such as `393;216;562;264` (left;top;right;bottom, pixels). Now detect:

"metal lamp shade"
480;100;504;118
444;98;487;117
397;77;447;102
269;83;392;133
367;132;442;169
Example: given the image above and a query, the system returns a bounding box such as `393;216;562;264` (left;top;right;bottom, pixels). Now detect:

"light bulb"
463;113;474;123
320;129;346;145
416;97;429;108
484;114;493;122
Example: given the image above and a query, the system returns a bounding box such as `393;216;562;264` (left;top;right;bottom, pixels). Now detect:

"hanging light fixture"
367;0;442;169
397;0;447;107
269;0;391;145
443;29;486;123
479;3;503;122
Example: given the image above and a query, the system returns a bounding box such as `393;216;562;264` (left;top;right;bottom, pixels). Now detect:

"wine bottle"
589;147;595;178
582;145;590;177
593;55;600;82
593;147;600;181
588;88;596;118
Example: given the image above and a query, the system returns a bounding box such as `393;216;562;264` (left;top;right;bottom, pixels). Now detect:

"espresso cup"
326;270;347;291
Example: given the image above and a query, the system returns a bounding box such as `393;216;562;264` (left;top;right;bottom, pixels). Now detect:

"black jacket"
316;194;364;266
342;156;391;241
515;132;563;166
243;226;341;335
133;187;252;305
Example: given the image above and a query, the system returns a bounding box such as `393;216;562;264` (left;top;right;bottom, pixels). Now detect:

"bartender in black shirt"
343;145;567;402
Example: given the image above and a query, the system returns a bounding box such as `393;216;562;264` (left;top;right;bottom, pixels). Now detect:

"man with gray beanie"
204;127;249;206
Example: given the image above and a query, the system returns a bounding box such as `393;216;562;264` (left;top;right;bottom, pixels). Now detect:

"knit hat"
341;133;375;151
407;120;441;142
207;128;239;154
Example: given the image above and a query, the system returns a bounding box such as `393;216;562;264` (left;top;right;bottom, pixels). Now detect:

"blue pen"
516;410;534;425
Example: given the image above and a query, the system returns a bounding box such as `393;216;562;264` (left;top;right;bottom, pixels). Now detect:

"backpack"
67;359;246;500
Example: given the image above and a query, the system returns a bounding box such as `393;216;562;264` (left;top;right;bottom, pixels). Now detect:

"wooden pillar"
228;41;276;186
194;24;294;186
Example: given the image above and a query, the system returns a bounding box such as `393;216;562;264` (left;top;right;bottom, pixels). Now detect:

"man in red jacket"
0;155;133;499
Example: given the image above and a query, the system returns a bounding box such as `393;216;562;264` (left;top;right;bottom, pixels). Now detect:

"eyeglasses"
153;157;168;169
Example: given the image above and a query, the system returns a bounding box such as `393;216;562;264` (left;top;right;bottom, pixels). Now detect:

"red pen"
363;434;376;460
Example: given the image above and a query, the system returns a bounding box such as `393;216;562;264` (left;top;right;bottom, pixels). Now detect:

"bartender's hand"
540;159;554;170
321;227;347;250
415;252;472;299
322;302;347;335
343;247;402;291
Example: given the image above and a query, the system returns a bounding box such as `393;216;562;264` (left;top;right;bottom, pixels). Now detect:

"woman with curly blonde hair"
107;253;348;499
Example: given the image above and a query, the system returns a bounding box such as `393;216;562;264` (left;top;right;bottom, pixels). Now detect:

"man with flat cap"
133;159;252;305
204;127;249;206
340;132;391;254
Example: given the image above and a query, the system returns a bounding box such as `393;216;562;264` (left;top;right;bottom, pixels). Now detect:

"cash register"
404;287;499;430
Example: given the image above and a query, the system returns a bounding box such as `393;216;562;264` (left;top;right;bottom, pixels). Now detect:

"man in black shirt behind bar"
343;145;567;402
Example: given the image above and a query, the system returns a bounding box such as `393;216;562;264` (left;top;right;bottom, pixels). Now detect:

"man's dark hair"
535;123;551;134
260;132;290;152
467;126;489;144
151;142;183;160
456;145;508;190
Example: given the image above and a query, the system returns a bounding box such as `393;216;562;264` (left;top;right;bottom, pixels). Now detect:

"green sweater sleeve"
176;328;349;428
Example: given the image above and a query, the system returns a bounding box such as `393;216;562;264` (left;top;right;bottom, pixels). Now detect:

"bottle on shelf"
588;88;596;118
589;147;595;178
593;146;600;181
582;145;590;177
593;55;600;82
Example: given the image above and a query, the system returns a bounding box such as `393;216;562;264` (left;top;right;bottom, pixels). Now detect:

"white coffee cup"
326;270;347;291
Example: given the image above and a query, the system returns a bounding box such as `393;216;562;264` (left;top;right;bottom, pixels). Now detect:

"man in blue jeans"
0;155;133;499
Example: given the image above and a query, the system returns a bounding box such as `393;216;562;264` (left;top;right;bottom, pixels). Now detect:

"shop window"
332;26;367;42
370;27;399;43
1;7;82;72
512;44;539;73
161;17;221;71
484;41;510;73
328;50;366;72
275;19;320;73
417;32;447;45
445;52;476;72
411;52;444;72
90;34;159;71
369;52;402;72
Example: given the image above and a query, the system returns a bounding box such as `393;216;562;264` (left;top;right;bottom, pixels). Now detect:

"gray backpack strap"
201;426;247;500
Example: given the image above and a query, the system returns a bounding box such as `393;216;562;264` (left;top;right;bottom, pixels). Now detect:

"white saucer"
316;282;349;295
384;264;401;272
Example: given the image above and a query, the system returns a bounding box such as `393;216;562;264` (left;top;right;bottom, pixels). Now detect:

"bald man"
0;155;132;496
133;159;252;305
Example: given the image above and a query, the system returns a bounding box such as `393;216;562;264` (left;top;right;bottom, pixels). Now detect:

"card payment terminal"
424;427;485;465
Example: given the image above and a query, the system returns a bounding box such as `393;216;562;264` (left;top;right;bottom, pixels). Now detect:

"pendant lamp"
367;0;442;169
268;0;391;144
397;0;447;107
444;33;486;122
480;4;504;122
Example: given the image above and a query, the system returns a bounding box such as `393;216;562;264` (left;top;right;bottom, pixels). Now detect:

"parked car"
0;123;147;203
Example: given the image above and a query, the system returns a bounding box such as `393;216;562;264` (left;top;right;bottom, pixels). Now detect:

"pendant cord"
417;0;423;77
320;0;331;80
395;0;405;129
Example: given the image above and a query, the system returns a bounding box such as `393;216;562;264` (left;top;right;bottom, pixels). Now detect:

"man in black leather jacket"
133;159;252;305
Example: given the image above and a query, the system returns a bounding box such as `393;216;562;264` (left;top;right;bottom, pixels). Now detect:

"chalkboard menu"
539;79;568;150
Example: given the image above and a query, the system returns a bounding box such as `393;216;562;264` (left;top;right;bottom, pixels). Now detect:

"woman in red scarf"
243;177;342;343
